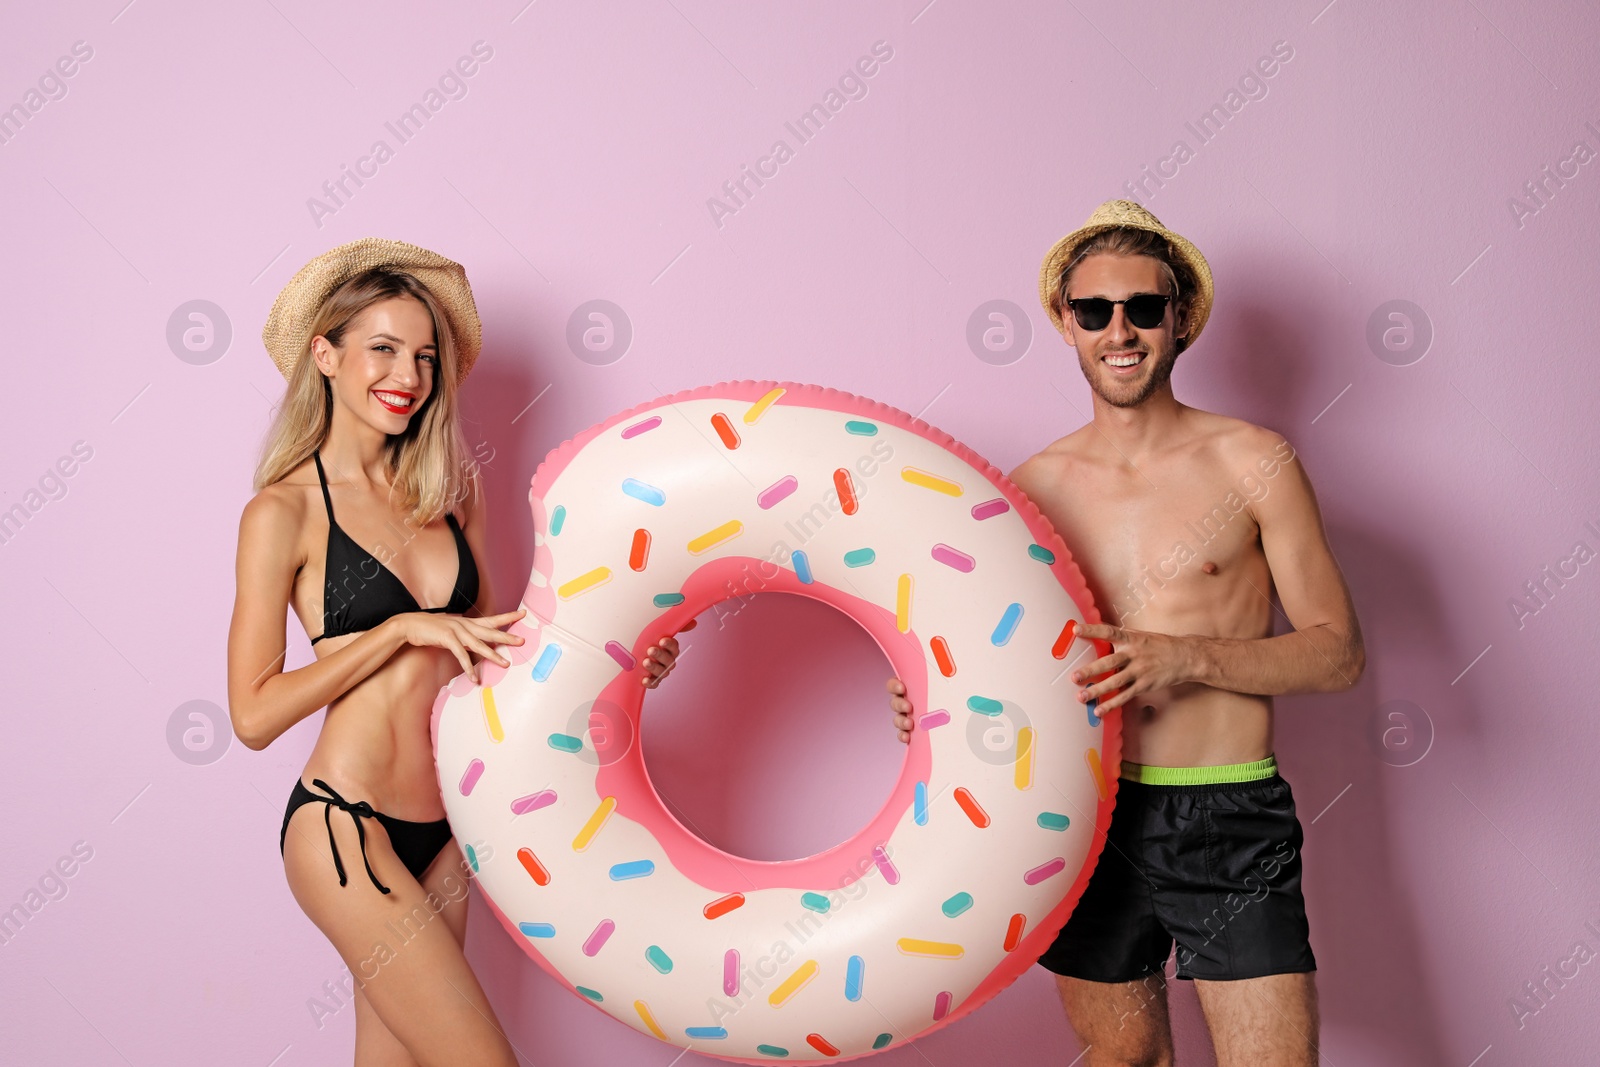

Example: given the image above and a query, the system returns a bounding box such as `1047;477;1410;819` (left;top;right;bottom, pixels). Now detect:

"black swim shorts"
1037;768;1316;983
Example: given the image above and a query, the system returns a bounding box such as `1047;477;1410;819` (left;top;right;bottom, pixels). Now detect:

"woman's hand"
396;608;527;683
640;635;681;689
886;676;912;743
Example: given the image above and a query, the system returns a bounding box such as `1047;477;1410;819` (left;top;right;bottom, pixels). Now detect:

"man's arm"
1187;431;1365;695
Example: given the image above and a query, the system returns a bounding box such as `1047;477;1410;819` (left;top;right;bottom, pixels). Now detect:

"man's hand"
641;635;681;689
886;676;912;743
1071;623;1198;712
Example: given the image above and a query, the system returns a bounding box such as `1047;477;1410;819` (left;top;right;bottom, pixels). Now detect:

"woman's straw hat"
1037;199;1213;347
262;237;482;385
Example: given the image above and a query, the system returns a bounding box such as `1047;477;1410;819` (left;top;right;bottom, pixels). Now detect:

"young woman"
227;238;680;1065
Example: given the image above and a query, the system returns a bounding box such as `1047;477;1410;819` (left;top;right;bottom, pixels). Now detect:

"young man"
886;200;1364;1066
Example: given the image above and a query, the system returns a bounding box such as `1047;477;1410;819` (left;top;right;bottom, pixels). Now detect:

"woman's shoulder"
238;458;317;544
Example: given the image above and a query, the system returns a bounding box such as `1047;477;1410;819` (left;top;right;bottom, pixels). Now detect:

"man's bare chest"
1028;447;1277;627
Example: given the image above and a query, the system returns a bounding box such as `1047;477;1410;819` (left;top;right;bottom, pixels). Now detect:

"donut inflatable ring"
431;381;1121;1062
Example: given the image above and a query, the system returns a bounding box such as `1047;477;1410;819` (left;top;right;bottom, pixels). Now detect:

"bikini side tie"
307;778;392;894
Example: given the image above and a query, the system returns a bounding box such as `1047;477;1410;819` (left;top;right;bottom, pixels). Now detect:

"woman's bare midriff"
302;634;459;820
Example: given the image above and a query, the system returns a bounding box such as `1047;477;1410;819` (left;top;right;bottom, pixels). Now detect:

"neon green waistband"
1119;755;1278;785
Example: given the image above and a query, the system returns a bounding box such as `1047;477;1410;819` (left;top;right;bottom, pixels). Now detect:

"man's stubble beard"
1078;340;1180;409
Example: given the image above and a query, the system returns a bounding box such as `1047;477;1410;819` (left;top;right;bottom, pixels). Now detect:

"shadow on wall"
1270;522;1464;1065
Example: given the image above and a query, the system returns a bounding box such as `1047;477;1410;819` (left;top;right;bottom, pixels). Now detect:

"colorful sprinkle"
1015;726;1036;790
902;467;963;496
609;860;655;881
805;1033;840;1057
872;1033;893;1050
572;796;617;851
791;549;814;584
800;892;831;913
930;543;976;572
897;938;964;959
576;985;603;1002
548;733;583;753
711;412;740;449
605;640;636;669
458;759;484;795
872;844;900;884
1051;619;1078;660
1087;698;1101;728
918;709;950;729
703;892;745;919
1087;747;1109;800
519;922;555;938
1004;912;1027;951
914;780;928;825
724;949;740;995
842;547;876;567
531;642;562;681
1037;812;1071;831
653;592;686;607
845;419;878;435
621;478;666;506
511;789;556;815
687;1026;728;1040
971;497;1009;520
967;695;1003;716
758;475;798;509
954;787;990;828
933;990;952;1020
895;573;913;633
1028;544;1057;564
991;602;1024;645
744;387;786;423
688;519;743;554
517;847;550;886
481;688;504;743
768;959;819;1006
620;415;661;439
558;565;612;600
845;955;865;1001
834;468;859;515
942;892;974;918
465;843;479;872
582;918;615;956
756;1045;791;1057
931;636;956;677
628;528;651;571
645;945;673;973
549;504;567;535
634;1000;666;1039
1025;857;1068;885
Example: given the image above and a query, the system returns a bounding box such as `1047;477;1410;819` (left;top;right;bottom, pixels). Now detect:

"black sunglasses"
1064;293;1171;331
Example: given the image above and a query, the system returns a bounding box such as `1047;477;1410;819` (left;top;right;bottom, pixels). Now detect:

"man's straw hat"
1037;199;1213;347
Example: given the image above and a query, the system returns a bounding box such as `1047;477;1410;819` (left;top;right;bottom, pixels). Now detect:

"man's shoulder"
1185;408;1291;465
1010;428;1090;482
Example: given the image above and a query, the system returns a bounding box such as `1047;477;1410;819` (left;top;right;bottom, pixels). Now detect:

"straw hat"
1037;199;1213;347
262;237;482;385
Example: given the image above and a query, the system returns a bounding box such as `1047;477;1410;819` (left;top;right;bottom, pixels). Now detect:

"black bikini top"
310;449;479;645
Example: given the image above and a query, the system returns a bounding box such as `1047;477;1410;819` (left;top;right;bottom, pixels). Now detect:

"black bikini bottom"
279;777;453;895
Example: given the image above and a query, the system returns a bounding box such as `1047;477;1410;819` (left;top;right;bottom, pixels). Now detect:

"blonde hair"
1049;227;1201;354
253;268;478;526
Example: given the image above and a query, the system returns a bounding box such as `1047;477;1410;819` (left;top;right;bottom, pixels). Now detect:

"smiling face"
312;295;440;432
1060;252;1189;410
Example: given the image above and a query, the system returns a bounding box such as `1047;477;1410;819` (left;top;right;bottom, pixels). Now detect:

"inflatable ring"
432;381;1120;1062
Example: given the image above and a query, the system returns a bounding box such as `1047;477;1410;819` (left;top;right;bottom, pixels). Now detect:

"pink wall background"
2;1;1597;1063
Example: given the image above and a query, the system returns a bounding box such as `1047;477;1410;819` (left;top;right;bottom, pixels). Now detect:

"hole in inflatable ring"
639;590;906;863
